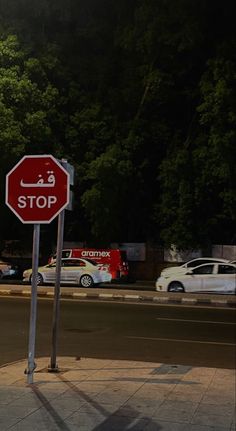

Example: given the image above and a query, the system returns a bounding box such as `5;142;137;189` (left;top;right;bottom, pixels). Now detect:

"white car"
23;258;112;287
160;257;230;277
156;262;236;294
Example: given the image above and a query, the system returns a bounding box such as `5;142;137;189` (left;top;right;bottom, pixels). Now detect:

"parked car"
160;257;230;277
0;259;18;279
156;262;236;294
23;258;112;287
48;248;129;281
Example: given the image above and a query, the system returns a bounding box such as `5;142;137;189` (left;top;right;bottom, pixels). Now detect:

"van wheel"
168;282;184;292
29;273;44;285
80;274;94;288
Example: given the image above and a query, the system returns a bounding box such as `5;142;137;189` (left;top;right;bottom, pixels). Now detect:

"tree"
1;1;236;249
0;33;62;241
194;55;236;244
158;52;236;248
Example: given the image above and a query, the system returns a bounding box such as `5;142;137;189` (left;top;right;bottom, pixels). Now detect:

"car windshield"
185;258;226;268
83;258;98;266
185;260;205;268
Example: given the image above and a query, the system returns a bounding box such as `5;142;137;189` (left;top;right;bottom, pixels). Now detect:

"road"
0;296;235;369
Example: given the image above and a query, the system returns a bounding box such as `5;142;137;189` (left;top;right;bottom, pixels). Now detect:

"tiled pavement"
0;356;235;431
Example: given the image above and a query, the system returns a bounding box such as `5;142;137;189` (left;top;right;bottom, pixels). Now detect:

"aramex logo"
81;251;110;258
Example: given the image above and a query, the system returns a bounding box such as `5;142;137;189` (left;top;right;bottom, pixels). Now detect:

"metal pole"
48;209;65;371
25;224;40;384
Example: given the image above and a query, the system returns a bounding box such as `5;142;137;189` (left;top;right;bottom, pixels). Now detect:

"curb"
0;287;235;308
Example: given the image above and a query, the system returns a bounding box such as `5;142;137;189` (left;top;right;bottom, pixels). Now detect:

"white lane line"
125;336;236;346
155;317;235;325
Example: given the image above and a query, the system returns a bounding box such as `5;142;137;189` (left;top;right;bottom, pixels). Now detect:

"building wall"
120;243;236;281
120;243;164;281
212;245;236;261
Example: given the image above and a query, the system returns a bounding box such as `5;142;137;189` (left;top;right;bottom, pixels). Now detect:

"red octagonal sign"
6;155;70;224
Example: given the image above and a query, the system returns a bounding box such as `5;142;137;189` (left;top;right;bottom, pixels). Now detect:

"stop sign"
6;155;70;224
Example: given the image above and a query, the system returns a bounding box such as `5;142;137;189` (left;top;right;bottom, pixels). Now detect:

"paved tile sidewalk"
0;357;235;430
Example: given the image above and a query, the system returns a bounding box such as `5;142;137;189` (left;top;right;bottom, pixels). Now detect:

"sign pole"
5;154;70;382
48;209;65;372
25;223;40;384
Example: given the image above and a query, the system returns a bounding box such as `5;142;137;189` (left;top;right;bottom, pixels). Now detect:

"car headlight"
158;276;169;282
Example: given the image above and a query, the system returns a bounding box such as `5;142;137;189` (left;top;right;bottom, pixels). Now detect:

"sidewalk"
0;356;235;430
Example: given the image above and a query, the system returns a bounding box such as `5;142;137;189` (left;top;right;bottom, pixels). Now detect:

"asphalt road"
0;296;235;369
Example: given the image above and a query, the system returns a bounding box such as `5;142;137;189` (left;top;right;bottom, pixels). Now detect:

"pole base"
48;364;59;373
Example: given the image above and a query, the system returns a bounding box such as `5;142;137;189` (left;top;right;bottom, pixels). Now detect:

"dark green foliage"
0;0;236;250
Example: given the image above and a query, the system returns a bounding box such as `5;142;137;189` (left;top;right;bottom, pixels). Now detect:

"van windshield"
62;250;71;258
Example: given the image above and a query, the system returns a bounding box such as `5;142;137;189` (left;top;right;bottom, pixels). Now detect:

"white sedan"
23;258;112;287
160;257;230;277
156;262;236;294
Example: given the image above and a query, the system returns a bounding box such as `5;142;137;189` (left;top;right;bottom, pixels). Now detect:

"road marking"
126;336;236;346
155;317;235;325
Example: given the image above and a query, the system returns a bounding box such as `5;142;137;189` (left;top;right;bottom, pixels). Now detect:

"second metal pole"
49;209;65;371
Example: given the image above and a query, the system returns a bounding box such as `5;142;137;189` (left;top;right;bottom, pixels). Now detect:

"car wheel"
80;274;94;287
29;273;44;285
168;282;184;292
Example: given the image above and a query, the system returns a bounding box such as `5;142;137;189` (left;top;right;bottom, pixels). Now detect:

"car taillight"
98;264;109;271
